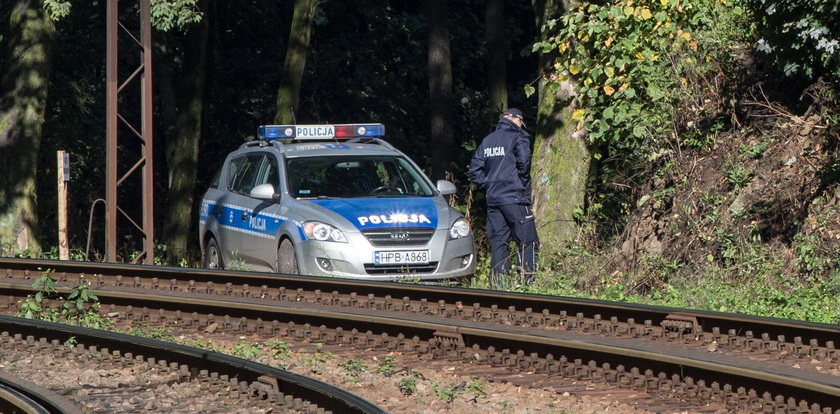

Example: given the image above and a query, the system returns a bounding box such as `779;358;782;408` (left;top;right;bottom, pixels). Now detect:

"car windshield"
286;155;435;198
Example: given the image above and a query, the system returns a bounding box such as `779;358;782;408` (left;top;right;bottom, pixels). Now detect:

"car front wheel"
203;237;224;270
277;238;299;274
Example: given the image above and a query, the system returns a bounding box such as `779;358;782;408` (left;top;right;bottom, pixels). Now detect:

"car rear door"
219;152;266;269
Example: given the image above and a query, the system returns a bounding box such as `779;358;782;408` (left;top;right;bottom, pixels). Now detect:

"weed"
375;355;397;374
431;381;462;403
723;159;751;189
465;378;488;402
339;357;368;382
181;337;224;353
397;375;418;396
496;400;513;413
18;270;107;328
301;345;333;374
264;339;293;361
123;322;176;342
230;341;261;359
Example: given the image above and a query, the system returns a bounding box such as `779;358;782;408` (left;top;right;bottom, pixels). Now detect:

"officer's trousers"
486;203;539;284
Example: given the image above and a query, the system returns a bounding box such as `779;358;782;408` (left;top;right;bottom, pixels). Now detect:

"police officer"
468;108;540;287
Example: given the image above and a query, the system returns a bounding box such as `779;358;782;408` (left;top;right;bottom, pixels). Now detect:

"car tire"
277;238;299;274
203;237;224;270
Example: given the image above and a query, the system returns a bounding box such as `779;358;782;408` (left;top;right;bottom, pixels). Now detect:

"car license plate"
373;250;429;265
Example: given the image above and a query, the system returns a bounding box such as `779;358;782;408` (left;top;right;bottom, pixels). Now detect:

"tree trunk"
0;0;55;254
159;0;210;264
485;0;507;113
530;0;589;254
274;0;320;124
425;0;454;181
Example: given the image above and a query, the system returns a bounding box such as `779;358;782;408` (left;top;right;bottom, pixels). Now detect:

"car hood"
308;197;443;230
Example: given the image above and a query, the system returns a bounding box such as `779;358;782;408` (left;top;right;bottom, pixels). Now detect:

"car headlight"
449;217;471;239
303;221;348;243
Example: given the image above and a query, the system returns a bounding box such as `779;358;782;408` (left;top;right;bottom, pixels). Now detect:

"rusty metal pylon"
105;0;154;264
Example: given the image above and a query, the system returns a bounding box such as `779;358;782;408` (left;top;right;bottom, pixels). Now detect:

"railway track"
0;315;385;413
0;257;837;412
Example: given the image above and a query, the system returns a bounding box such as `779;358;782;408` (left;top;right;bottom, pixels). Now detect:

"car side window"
228;153;264;195
255;154;279;188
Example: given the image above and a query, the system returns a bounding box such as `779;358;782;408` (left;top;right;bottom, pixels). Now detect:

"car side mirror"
436;179;456;196
250;183;280;202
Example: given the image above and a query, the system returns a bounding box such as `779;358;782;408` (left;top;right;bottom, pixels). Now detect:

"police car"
198;123;476;282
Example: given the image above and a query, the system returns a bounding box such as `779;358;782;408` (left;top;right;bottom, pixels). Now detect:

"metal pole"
105;0;118;262
140;0;155;264
105;0;155;264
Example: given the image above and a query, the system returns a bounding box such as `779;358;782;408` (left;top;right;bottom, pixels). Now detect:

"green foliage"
18;270;110;328
375;355;397;374
18;270;58;321
464;378;488;402
792;232;834;275
180;336;224;353
524;241;840;324
150;0;203;32
431;380;462;404
42;0;71;20
123;322;177;341
230;341;261;359
751;0;840;81
301;344;333;374
536;0;751;153
264;339;293;361
338;357;368;382
723;158;751;189
397;375;418;396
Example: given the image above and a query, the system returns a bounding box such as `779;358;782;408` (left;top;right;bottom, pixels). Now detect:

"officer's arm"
513;136;532;181
467;150;486;188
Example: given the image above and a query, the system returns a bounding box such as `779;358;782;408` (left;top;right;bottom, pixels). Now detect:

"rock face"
614;109;839;276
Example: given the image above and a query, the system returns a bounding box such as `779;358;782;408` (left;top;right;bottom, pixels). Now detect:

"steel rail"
0;278;836;410
0;370;83;414
0;315;386;414
1;258;836;344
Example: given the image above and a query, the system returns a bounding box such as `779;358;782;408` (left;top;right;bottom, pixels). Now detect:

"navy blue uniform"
468;117;539;285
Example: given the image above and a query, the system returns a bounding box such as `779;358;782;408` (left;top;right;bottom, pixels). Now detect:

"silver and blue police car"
198;123;476;282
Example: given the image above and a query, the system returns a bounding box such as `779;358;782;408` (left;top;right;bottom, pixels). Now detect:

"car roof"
281;142;400;157
236;139;404;158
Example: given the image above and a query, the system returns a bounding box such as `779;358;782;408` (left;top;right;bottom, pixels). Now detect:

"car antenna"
290;107;297;124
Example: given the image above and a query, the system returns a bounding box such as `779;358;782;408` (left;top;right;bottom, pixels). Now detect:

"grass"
466;244;840;325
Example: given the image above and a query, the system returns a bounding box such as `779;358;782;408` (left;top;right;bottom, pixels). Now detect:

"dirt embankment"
614;85;840;277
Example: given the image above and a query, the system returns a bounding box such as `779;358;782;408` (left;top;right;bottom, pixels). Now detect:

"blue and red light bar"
258;123;385;140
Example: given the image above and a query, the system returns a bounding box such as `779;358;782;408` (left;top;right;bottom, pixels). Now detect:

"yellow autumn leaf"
559;42;568;53
635;52;644;59
649;54;659;61
604;85;615;96
569;64;580;75
571;109;585;120
605;36;614;47
682;32;692;41
640;8;652;19
660;0;668;5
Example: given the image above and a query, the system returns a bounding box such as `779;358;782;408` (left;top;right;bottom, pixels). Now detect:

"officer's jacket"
468;118;533;206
